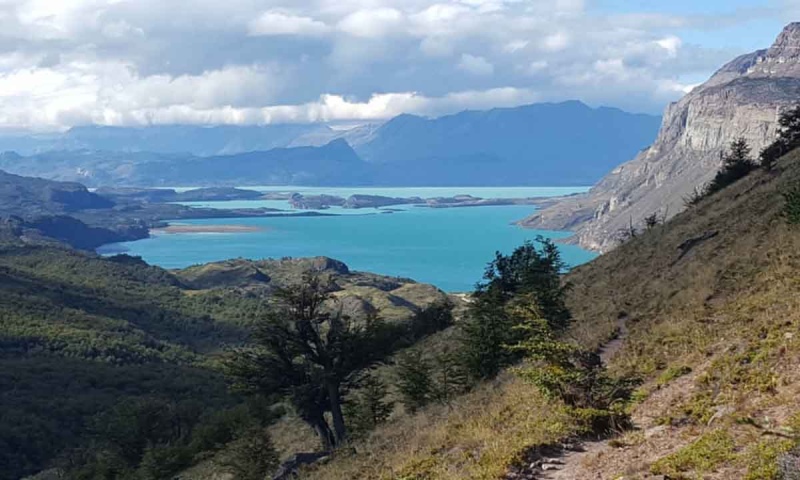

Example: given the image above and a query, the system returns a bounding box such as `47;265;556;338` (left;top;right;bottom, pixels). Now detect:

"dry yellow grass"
303;373;575;480
539;150;800;478
269;413;322;461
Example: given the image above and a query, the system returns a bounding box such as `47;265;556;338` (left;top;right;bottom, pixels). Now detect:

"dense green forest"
0;241;452;480
0;244;272;479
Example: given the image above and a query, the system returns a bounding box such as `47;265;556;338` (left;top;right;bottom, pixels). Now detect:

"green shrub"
189;405;256;453
705;138;757;197
432;347;469;403
783;183;800;225
137;445;193;480
569;405;631;436
218;427;280;480
742;438;795;480
395;350;434;413
345;373;394;435
657;365;692;386
681;391;717;425
511;302;637;436
651;430;735;477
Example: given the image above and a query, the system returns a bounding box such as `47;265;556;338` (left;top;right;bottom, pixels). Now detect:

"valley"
5;16;800;480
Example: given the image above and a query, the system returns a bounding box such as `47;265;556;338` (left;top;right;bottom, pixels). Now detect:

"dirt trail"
599;315;629;364
537;441;609;480
509;316;633;480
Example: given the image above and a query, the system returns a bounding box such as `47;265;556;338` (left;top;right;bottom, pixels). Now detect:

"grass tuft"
650;430;736;477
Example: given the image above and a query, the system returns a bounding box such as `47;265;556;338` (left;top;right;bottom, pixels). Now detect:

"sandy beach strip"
152;224;265;234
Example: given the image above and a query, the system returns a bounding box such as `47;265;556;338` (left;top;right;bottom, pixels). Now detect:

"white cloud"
420;36;455;57
656;36;682;57
458;54;494;76
0;0;765;129
337;8;406;38
504;40;529;53
527;60;548;74
0;62;287;129
541;31;570;52
248;11;330;36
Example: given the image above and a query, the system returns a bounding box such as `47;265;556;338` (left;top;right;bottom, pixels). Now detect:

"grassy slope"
303;373;575;480
553;151;800;478
307;150;800;480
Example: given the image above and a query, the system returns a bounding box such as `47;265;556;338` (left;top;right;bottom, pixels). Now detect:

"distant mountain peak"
323;138;353;148
741;22;800;78
770;22;800;53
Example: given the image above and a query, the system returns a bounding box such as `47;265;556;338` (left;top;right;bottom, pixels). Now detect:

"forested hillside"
0;245;446;480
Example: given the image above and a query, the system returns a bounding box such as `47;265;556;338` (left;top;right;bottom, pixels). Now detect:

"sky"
0;0;797;131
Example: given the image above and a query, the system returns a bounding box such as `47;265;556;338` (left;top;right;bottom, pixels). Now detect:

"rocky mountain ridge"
524;22;800;252
0;101;660;187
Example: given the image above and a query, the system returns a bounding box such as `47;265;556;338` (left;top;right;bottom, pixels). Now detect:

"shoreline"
152;224;265;234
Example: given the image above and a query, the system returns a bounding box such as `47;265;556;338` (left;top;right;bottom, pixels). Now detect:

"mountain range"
0;101;660;187
527;22;800;251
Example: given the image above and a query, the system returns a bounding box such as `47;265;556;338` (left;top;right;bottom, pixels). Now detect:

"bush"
684;185;707;207
569;406;630;436
432;347;468;403
743;438;795;480
477;237;571;331
137;445;193;480
783;184;800;225
758;105;800;171
409;301;454;339
395;350;434;413
644;212;660;230
705;138;757;197
650;430;735;477
511;302;637;436
218;427;280;480
656;365;692;386
459;296;522;380
345;373;394;435
760;141;786;171
189;405;257;453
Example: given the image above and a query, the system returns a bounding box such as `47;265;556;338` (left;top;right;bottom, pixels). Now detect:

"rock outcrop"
174;256;450;323
523;23;800;252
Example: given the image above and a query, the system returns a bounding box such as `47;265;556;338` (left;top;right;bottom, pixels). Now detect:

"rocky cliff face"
523;23;800;252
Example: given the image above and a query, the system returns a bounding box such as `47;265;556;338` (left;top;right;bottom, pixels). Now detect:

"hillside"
0;170;318;250
0;169;113;216
0;245;447;480
546;145;800;478
527;23;800;252
299;148;800;479
0;140;367;187
0;124;328;156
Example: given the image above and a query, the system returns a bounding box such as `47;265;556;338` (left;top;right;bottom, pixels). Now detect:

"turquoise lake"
98;187;598;292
